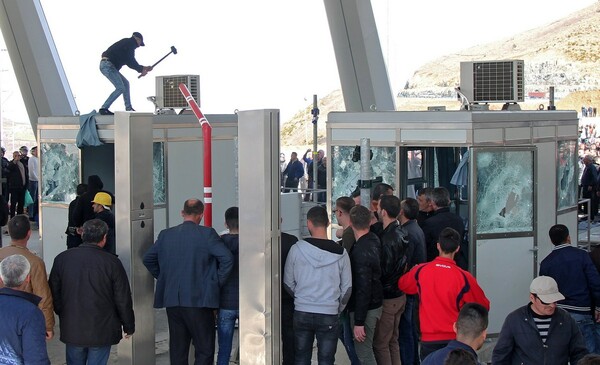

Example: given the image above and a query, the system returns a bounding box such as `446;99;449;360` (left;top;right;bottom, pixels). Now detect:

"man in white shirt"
27;147;38;222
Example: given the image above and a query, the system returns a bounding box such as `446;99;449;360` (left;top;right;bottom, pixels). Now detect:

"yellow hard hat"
92;192;112;208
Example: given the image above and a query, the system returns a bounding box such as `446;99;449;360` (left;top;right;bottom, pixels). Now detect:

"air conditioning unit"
459;60;524;103
155;75;200;109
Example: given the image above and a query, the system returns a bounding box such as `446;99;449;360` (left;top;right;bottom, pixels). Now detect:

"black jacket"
49;243;134;347
102;37;143;72
378;221;412;299
6;160;28;190
492;304;588;365
402;219;426;267
421;207;465;266
347;231;383;325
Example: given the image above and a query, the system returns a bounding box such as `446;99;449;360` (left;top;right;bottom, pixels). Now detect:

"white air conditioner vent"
155;75;200;109
460;60;524;103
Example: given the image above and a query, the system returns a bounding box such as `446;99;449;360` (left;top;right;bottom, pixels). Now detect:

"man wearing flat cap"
492;276;588;365
98;32;153;115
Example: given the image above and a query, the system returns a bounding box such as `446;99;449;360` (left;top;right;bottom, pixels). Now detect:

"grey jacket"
283;238;352;315
492;304;588;365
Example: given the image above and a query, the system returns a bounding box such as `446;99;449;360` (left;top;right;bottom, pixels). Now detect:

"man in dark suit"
421;187;466;268
143;199;234;365
581;155;599;221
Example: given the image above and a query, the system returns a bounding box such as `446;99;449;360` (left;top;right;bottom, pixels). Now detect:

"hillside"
281;3;600;146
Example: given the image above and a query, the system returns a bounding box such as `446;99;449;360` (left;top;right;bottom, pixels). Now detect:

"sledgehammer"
138;46;177;78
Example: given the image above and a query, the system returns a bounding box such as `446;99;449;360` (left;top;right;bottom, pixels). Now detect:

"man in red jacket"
398;227;490;360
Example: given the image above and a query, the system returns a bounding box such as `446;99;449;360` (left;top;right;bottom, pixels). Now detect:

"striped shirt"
530;308;552;343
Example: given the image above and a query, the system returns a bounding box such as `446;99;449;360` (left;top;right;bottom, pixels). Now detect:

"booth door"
471;147;537;334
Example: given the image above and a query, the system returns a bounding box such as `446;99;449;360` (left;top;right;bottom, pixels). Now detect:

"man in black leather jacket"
348;205;383;365
373;195;413;365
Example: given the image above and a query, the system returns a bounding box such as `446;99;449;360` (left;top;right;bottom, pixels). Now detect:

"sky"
0;0;597;127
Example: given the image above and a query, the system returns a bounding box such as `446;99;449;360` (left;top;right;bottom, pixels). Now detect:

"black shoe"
126;108;136;112
99;108;114;115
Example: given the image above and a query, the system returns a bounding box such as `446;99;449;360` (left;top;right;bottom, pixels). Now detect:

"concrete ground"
17;219;600;364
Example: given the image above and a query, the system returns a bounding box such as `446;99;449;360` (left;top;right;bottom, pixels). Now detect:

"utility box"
155;75;200;108
460;60;524;103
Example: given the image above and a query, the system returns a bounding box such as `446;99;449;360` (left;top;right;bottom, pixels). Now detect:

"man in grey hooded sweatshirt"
284;206;352;365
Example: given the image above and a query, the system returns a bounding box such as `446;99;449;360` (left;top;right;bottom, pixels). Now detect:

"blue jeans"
294;310;339;365
66;344;111;365
217;309;239;365
570;311;600;353
99;59;132;110
399;295;420;365
339;311;360;365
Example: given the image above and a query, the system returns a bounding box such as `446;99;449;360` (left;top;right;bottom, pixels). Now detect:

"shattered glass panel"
557;140;577;211
331;146;396;202
153;142;166;205
475;150;534;234
41;143;79;204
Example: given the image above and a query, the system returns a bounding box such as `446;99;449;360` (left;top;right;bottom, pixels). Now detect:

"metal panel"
535;141;557;267
238;109;280;365
39;205;68;273
505;127;531;141
473;129;503;144
323;0;395;112
557;124;578;138
167;141;203;226
533;126;555;139
476;237;535;334
331;129;395;142
400;130;467;144
114;112;155;365
40;129;79;139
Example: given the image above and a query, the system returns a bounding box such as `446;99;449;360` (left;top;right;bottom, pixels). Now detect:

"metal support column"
0;0;77;132
114;112;155;365
323;0;395;112
238;109;281;365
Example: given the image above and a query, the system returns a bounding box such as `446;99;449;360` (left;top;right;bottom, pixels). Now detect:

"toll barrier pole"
179;83;213;227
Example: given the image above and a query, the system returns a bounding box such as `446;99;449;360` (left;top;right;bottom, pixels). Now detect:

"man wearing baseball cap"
98;32;153;115
492;276;588;364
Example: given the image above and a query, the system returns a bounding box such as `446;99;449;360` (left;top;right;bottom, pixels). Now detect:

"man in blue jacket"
540;224;600;353
421;303;488;365
0;254;49;364
143;199;233;365
99;32;153;115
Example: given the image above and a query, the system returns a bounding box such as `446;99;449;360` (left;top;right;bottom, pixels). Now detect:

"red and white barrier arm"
178;83;213;227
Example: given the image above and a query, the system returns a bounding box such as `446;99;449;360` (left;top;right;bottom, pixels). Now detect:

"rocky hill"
281;3;600;146
404;2;600;98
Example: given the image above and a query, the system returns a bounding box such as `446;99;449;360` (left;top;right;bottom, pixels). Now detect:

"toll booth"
326;110;579;333
36;111;238;363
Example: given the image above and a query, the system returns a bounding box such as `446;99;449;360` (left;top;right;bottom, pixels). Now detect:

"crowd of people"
281;148;327;202
4;178;600;364
0;145;40;232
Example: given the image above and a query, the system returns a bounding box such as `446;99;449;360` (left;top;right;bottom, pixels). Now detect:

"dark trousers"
399;295;420;365
166;307;216;365
9;188;25;217
419;341;449;361
281;301;296;365
583;188;598;220
294;310;339;365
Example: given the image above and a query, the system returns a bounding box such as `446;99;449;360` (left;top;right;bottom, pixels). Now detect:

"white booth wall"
37;113;238;272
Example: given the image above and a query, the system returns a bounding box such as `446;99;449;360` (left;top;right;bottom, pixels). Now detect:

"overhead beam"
0;0;77;135
323;0;395;112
